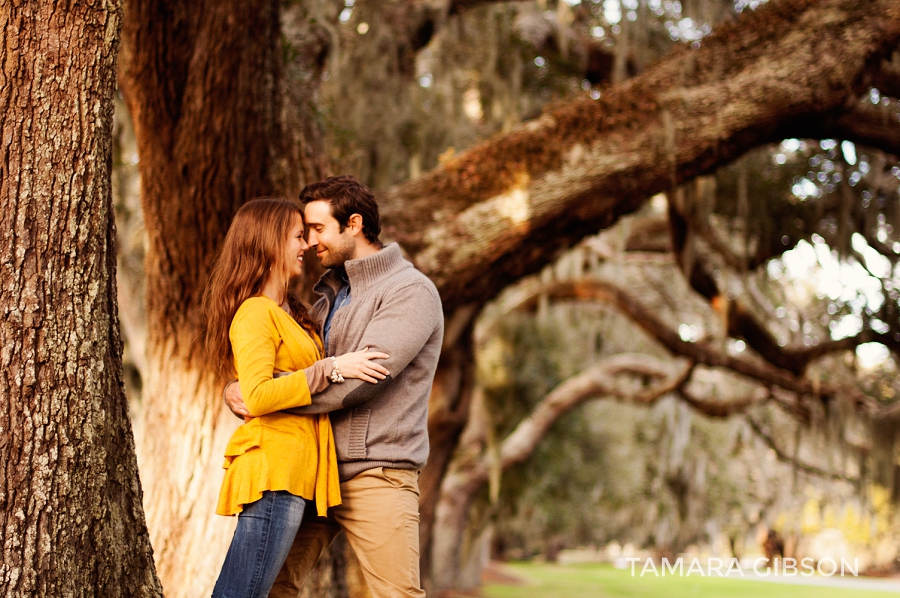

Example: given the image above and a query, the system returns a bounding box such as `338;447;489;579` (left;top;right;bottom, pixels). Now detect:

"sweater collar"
317;243;407;296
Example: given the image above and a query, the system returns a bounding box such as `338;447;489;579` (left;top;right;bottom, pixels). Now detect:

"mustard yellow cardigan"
216;296;341;517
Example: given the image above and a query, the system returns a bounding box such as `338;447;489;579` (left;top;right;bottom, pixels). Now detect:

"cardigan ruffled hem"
216;416;341;517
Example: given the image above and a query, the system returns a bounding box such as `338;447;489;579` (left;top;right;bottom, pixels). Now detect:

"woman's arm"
230;301;314;417
224;347;390;418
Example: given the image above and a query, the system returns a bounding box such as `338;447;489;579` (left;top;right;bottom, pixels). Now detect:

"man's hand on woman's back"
224;381;252;421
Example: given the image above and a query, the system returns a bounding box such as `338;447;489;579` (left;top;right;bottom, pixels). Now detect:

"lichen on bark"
0;1;162;596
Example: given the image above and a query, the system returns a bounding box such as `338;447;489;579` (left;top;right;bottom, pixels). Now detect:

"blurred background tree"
107;0;900;595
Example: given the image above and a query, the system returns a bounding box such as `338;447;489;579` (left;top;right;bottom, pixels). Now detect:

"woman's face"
285;213;309;278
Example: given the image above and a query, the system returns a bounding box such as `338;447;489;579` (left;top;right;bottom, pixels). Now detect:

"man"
224;175;443;598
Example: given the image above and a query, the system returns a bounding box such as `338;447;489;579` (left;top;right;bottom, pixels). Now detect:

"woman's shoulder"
238;295;277;311
231;296;280;329
232;296;310;336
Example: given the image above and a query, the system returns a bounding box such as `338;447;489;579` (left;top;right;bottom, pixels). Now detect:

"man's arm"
223;380;249;419
223;364;327;419
223;350;390;418
284;281;442;415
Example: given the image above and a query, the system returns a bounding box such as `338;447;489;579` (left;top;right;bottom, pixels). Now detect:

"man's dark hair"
299;175;381;245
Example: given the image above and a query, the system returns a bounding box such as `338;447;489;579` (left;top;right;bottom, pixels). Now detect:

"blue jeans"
212;491;307;598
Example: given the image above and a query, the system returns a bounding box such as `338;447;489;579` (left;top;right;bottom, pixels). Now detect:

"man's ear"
347;213;364;236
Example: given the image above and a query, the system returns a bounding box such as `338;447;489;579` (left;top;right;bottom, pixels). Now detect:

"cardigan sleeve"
230;299;313;417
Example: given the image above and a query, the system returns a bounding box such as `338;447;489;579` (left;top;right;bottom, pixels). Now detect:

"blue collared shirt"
323;275;351;351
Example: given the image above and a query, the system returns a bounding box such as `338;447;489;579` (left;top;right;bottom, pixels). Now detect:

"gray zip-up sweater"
287;243;443;481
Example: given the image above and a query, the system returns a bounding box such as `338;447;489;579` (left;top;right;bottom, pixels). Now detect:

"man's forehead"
304;199;334;224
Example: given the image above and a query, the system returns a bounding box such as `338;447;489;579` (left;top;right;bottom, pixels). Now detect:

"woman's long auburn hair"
204;197;320;381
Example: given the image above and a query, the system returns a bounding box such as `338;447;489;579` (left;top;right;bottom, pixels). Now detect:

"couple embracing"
203;176;443;598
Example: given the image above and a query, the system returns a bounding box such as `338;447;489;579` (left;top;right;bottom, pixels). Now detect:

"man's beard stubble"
323;235;356;268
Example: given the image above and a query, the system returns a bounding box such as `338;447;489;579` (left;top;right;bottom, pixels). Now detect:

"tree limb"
746;416;858;482
678;386;767;418
454;354;693;494
787;53;900;155
505;278;815;393
501;277;895;419
726;298;900;374
669;208;900;372
811;100;900;158
381;0;900;311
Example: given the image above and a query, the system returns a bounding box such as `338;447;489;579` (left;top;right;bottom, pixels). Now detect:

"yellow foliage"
870;484;893;536
840;504;870;544
438;146;456;166
477;336;512;388
773;513;787;532
801;498;821;533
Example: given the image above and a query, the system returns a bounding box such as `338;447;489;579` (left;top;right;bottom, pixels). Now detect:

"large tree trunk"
0;2;162;596
119;0;340;593
418;313;478;594
119;1;283;594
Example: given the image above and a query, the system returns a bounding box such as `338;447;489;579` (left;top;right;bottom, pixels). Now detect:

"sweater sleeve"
230;300;313;417
303;359;331;395
285;281;442;415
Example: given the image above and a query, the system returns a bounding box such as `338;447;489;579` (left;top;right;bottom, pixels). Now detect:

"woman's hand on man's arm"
223;347;388;421
333;347;390;384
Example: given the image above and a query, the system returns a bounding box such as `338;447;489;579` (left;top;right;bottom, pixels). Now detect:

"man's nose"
307;231;319;246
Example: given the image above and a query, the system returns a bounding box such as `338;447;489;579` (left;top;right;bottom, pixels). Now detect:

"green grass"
481;562;892;598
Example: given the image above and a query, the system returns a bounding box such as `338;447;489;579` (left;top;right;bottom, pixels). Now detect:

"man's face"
304;200;356;268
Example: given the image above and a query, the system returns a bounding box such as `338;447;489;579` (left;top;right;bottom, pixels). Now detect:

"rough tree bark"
418;312;478;588
386;0;900;310
119;1;285;594
0;1;162;596
118;0;348;593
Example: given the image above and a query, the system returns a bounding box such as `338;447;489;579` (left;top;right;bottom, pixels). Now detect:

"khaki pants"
270;467;425;598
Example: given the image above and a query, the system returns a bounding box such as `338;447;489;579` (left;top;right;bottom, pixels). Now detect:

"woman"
203;197;389;598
